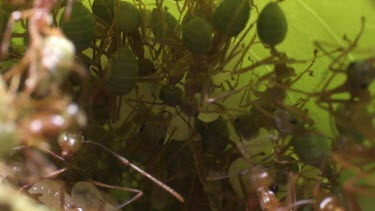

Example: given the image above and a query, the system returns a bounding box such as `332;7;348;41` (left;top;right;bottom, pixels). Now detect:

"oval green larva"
116;2;141;32
233;112;260;140
257;2;288;46
106;48;139;95
92;0;115;25
60;1;96;52
159;85;184;107
290;133;331;168
182;16;213;54
212;0;250;37
345;60;375;95
195;116;229;155
151;8;178;39
70;182;108;210
138;58;156;76
334;104;366;144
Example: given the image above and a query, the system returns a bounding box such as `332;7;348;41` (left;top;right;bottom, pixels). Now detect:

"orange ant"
312;17;375;105
0;0;82;94
21;130;185;209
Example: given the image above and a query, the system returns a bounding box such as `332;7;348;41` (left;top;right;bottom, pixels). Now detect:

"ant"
312;17;375;105
22;130;185;210
0;0;81;94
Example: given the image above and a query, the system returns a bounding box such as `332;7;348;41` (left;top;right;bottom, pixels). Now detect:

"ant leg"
0;9;35;61
63;0;75;21
342;169;375;198
205;81;254;103
231;23;256;64
13;145;69;178
25;50;39;93
88;179;143;208
344;190;361;211
286;199;315;210
83;141;185;202
288;49;319;85
42;168;69;179
237;173;249;200
330;151;368;176
314;17;366;99
234;55;276;74
174;107;194;130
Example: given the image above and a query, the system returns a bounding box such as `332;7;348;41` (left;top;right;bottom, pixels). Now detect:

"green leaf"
249;0;375;135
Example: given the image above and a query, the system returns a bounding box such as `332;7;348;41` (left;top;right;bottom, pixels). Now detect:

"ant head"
58;130;84;160
269;184;278;194
249;167;274;190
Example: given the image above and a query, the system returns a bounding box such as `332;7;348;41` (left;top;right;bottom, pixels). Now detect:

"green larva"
60;1;96;51
106;48;139;95
182;16;213;54
334;104;367;144
116;2;141;32
212;0;250;37
290;133;331;168
138;58;156;76
345;60;375;95
195;116;229;155
272;108;298;136
151;8;178;39
257;2;288;46
92;0;115;25
233;112;259;140
159;85;184;107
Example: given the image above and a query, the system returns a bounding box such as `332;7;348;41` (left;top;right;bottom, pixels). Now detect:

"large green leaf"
161;1;375;209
